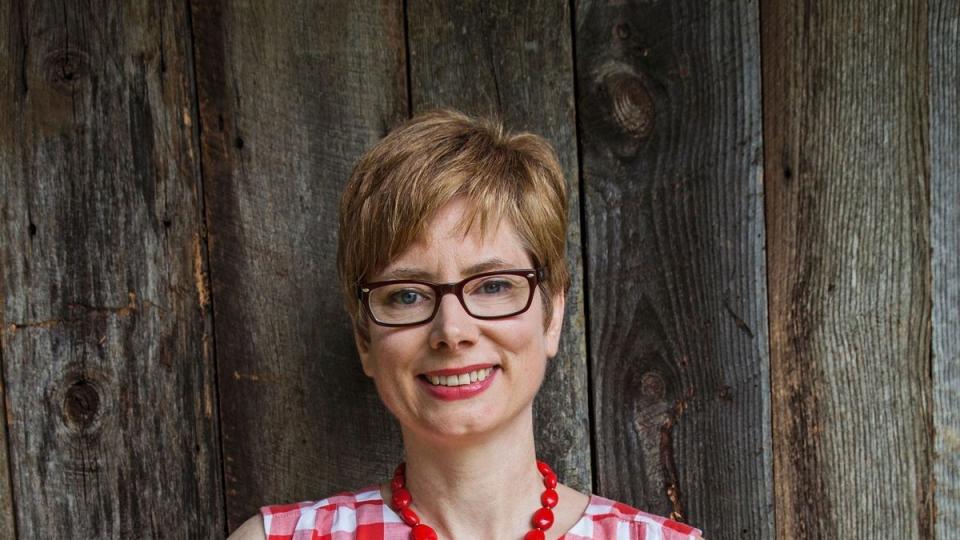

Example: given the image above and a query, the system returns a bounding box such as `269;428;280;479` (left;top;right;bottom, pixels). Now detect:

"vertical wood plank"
762;1;933;537
0;1;224;537
931;0;960;536
0;3;23;535
576;0;771;536
0;383;13;536
405;0;591;492
189;0;408;530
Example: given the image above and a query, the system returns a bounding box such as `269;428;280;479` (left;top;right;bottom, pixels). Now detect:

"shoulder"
226;514;265;540
567;495;704;540
256;486;398;538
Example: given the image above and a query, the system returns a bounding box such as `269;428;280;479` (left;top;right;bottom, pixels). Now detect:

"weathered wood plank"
0;383;13;537
931;0;960;536
575;0;771;536
405;0;592;493
0;3;23;536
0;1;223;537
189;0;408;530
762;1;933;537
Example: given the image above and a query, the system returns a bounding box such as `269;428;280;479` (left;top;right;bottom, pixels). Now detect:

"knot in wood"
607;73;655;139
640;371;666;400
613;23;630;40
64;379;100;429
44;48;90;94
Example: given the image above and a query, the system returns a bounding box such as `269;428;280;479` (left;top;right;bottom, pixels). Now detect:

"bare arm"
226;514;266;540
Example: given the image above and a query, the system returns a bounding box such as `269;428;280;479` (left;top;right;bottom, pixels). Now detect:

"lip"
420;363;498;377
417;366;499;401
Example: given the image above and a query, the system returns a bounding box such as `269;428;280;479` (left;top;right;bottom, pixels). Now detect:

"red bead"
399;507;420;526
524;530;546;540
392;487;412;509
411;523;438;540
391;476;405;491
536;461;553;476
531;507;554;530
542;472;557;489
394;463;406;478
540;488;558;508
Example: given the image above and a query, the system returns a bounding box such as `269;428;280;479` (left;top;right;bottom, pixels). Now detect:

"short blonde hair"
337;109;569;340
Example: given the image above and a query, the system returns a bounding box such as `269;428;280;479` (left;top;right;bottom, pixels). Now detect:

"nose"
428;293;479;351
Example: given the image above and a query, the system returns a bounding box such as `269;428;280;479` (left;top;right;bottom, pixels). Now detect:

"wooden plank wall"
762;1;933;537
0;1;956;538
931;0;960;536
0;1;223;537
575;0;772;536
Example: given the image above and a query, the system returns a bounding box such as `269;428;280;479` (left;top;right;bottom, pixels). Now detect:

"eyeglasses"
358;267;548;327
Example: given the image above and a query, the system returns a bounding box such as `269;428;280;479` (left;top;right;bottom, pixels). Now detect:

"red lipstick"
421;363;497;377
417;366;499;401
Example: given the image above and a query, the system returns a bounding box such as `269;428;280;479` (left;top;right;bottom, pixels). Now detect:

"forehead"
377;200;532;280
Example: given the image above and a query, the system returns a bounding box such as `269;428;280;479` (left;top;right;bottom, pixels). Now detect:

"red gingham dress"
260;486;703;539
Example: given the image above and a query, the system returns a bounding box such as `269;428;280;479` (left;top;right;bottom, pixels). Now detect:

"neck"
395;405;545;539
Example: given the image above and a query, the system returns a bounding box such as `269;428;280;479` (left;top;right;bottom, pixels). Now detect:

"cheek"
492;318;548;356
367;330;423;369
364;335;418;405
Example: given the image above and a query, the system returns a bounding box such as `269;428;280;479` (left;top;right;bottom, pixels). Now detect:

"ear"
353;326;375;378
544;290;565;359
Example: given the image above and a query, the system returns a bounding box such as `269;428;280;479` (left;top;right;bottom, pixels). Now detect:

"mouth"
418;365;501;387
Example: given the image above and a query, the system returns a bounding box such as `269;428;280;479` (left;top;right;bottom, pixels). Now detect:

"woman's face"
355;198;564;443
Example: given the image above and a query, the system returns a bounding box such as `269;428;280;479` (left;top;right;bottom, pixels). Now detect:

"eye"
390;289;426;305
477;279;513;295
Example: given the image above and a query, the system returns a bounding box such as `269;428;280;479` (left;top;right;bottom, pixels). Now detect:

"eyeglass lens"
367;273;533;325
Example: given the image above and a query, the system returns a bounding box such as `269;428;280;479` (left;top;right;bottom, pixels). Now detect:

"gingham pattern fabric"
261;486;702;539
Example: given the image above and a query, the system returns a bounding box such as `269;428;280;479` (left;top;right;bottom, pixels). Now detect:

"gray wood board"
575;0;772;537
761;1;934;537
931;0;960;536
405;0;592;493
0;3;25;537
189;0;409;531
0;1;224;537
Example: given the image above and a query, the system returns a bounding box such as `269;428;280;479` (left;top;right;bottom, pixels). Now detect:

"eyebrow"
379;257;518;281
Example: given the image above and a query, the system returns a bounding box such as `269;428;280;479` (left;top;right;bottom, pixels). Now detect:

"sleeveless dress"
260;486;703;539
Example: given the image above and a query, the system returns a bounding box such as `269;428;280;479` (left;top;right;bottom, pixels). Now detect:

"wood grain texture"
575;1;771;536
189;0;409;531
0;1;224;537
930;0;959;536
762;1;933;537
405;0;592;493
0;3;23;536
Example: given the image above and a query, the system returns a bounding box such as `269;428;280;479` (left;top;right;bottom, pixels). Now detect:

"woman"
229;110;703;539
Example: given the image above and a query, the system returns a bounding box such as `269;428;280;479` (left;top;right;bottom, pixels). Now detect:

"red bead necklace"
390;460;560;540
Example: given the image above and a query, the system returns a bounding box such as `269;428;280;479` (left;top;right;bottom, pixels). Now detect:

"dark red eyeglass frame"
357;267;549;327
